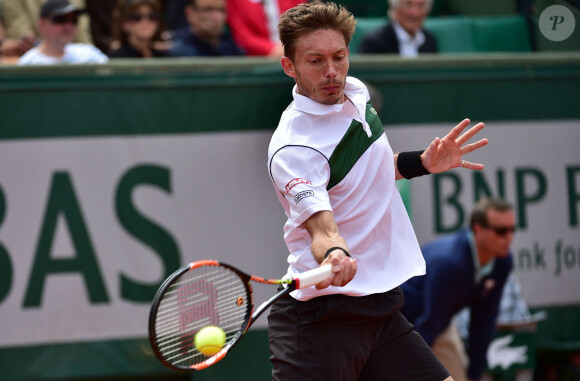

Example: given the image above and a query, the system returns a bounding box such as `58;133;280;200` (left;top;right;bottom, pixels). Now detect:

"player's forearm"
302;210;350;264
311;235;350;264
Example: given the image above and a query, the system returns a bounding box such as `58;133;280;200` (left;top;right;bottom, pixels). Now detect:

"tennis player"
266;1;489;380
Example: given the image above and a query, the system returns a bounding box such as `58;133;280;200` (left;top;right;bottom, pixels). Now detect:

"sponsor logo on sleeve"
294;190;314;204
285;178;312;193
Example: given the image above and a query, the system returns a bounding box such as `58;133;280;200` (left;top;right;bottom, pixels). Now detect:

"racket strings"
155;277;242;333
153;265;250;367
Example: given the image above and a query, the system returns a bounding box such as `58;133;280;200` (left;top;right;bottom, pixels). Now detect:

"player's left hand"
421;118;488;173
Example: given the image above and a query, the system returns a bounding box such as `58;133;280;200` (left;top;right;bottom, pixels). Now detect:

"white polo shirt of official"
268;76;425;301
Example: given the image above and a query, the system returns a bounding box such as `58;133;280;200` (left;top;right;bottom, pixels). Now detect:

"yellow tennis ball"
195;326;226;356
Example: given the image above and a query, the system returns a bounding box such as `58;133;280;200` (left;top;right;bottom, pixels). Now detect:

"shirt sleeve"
269;145;332;226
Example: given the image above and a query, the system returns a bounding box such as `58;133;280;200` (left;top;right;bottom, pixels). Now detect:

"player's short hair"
278;0;356;61
470;198;513;228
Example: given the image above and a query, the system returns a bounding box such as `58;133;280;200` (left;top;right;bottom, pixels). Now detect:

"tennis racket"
148;259;332;371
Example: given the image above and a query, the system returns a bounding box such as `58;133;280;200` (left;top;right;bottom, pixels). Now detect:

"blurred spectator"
226;0;304;57
110;0;171;58
359;0;437;57
400;198;515;381
0;7;35;59
169;0;244;56
1;0;93;45
84;0;118;54
19;0;108;64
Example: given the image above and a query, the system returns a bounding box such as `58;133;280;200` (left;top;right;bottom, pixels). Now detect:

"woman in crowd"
109;0;170;58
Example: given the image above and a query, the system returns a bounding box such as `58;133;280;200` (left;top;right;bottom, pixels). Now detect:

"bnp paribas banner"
389;120;580;308
0;132;290;349
0;120;579;351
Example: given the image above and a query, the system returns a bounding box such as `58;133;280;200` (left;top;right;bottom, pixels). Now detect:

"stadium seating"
350;17;385;53
424;16;477;53
334;0;506;17
471;16;532;52
445;0;518;16
351;15;533;53
334;0;387;17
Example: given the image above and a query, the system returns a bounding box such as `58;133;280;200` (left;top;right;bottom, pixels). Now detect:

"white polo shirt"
19;43;109;65
268;77;425;300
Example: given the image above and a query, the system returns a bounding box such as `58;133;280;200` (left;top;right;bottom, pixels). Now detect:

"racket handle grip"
295;265;333;289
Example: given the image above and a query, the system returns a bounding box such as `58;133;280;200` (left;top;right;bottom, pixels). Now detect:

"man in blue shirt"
400;198;515;381
169;0;244;57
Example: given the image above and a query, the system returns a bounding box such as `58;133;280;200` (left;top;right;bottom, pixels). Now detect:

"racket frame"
148;260;303;371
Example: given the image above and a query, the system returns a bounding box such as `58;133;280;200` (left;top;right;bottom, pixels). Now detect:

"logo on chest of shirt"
294;190;314;204
285;178;312;193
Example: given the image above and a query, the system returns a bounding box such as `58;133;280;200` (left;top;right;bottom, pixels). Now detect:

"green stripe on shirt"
327;102;384;190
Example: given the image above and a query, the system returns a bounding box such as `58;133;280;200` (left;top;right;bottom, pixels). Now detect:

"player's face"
281;28;349;105
478;209;516;258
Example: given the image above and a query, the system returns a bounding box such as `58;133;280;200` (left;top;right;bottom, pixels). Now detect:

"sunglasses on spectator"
481;223;516;236
128;12;160;22
51;14;79;25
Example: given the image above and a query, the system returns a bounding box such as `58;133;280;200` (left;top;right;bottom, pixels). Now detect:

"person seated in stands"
359;0;437;57
225;0;304;57
169;0;244;57
18;0;108;65
1;0;93;47
109;0;171;58
0;16;35;59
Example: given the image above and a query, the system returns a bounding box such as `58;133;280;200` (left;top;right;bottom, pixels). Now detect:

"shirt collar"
291;77;373;136
468;229;495;284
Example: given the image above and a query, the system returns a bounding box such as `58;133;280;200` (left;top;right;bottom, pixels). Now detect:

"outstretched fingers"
461;159;485;170
445;118;471;142
456;121;485;146
460;138;489;155
455;121;487;171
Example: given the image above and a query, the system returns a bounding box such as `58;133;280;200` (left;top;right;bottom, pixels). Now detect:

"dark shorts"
268;287;449;381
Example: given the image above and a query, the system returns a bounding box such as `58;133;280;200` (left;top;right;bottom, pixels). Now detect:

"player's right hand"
316;253;357;289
